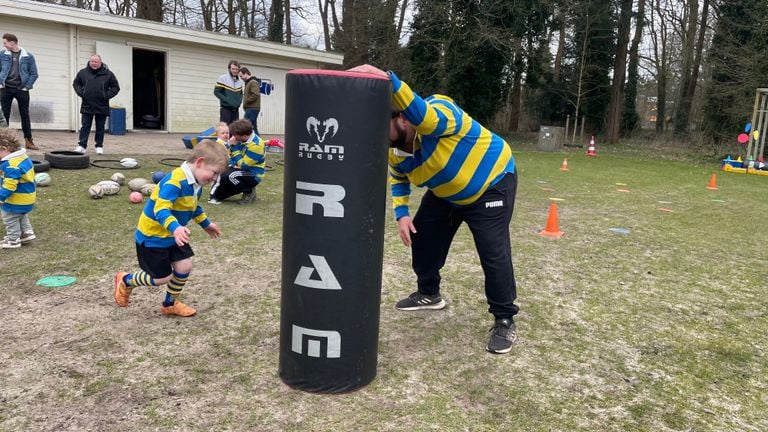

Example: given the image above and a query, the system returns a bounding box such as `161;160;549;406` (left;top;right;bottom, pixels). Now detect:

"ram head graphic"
306;117;340;143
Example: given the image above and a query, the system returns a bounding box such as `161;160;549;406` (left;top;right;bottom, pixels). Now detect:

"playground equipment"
721;89;768;176
744;88;768;162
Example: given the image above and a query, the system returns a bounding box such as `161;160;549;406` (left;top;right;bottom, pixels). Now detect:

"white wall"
0;18;72;130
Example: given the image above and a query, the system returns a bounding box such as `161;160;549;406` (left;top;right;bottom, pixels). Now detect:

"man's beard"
390;127;408;149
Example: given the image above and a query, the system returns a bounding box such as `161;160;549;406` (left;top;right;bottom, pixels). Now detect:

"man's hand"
397;216;417;247
204;222;221;239
173;226;191;246
347;64;389;79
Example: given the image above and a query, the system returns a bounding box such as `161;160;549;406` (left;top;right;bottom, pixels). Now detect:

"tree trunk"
201;0;214;30
226;0;237;34
137;0;163;21
673;0;699;134
605;0;634;143
507;38;523;132
553;5;566;83
284;0;291;44
268;0;284;42
319;0;332;50
680;0;709;132
657;74;666;133
339;0;370;67
621;0;645;134
396;0;408;42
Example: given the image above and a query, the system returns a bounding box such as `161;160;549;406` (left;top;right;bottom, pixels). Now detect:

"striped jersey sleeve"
230;135;266;183
387;71;515;218
0;153;36;213
135;167;209;247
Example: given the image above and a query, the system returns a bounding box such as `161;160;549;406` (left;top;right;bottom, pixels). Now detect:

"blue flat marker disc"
608;228;631;235
35;275;77;287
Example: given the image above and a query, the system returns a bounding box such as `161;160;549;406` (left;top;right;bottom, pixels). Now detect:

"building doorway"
132;48;166;130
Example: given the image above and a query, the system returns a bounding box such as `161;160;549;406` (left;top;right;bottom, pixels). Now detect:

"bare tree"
674;0;710;133
268;0;284;41
318;0;333;49
621;0;646;134
284;0;292;44
671;0;697;133
552;2;566;83
644;0;674;133
605;0;634;143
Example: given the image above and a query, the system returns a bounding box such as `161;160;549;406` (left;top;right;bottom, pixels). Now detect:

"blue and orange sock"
163;271;189;306
123;271;156;287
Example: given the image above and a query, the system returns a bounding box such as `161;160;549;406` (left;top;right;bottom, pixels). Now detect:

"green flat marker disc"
36;275;76;287
548;197;565;202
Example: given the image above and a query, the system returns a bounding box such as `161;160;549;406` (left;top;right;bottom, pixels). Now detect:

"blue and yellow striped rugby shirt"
388;72;516;220
135;163;211;248
0;149;36;213
230;132;266;183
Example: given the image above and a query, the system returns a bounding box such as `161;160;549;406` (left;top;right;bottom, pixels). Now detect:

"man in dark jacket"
72;54;120;155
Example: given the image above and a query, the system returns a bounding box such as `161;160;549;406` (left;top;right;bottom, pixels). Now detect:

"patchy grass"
1;149;766;431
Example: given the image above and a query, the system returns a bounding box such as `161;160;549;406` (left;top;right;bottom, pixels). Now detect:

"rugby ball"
120;158;139;168
88;184;103;199
140;183;156;196
96;180;121;196
111;172;126;185
127;178;149;192
34;172;51;187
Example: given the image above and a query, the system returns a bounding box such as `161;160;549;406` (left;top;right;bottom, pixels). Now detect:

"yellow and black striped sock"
124;271;156;287
163;271;189;306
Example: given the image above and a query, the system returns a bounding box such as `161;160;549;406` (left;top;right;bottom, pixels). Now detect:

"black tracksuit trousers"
411;171;519;320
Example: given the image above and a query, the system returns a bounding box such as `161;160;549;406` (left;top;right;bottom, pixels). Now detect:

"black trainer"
395;291;446;311
486;318;517;354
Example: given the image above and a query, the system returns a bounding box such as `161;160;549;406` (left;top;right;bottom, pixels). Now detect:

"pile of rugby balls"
86;171;156;203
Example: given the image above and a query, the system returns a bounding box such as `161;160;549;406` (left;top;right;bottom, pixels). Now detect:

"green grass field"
1;148;766;431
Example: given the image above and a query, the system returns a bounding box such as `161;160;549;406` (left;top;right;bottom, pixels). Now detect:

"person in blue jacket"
0;33;39;150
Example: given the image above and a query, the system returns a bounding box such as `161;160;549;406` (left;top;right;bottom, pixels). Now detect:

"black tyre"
31;159;51;173
44;151;90;170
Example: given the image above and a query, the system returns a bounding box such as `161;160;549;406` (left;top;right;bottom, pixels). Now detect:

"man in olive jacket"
72;54;120;155
238;67;261;135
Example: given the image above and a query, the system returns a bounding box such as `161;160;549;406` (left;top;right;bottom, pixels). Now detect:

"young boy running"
0;128;36;249
113;140;228;316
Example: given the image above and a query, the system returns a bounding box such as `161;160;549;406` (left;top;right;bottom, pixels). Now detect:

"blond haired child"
208;119;265;205
0;128;35;249
215;122;230;147
114;140;228;316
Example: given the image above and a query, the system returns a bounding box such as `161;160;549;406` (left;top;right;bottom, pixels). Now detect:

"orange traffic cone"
586;136;597;156
706;173;718;190
539;203;565;238
560;158;569;171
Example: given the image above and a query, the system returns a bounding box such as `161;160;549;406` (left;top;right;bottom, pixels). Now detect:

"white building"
0;0;343;134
